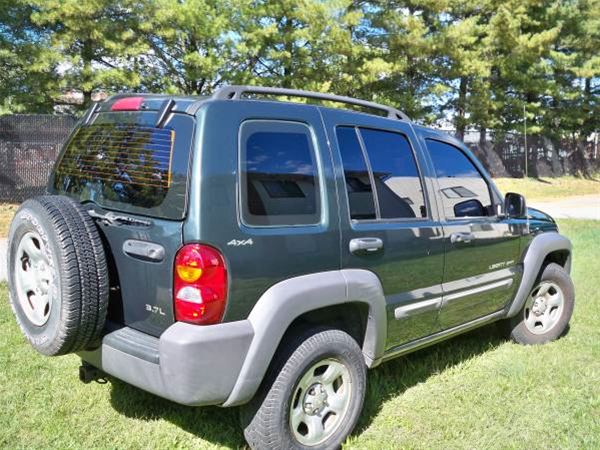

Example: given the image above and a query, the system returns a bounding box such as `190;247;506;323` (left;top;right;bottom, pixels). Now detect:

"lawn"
0;219;599;449
494;176;600;201
0;203;17;238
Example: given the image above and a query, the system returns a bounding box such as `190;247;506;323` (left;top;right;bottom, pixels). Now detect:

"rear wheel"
241;328;367;450
508;263;574;345
7;195;109;356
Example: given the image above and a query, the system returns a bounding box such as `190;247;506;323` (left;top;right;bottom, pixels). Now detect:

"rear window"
52;112;195;219
240;120;321;227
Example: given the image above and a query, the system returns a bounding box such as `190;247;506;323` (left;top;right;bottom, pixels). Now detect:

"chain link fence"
0;115;77;203
440;129;599;178
0;115;597;205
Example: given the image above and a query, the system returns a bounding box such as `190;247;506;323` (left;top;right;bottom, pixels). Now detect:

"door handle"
349;237;384;254
450;232;474;244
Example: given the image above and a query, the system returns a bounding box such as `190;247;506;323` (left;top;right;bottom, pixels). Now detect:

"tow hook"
79;363;108;384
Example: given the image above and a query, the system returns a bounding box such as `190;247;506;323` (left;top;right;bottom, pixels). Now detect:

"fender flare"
222;269;387;407
506;232;572;318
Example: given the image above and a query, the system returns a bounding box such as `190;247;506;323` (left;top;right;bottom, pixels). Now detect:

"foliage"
0;0;598;143
29;0;148;110
0;0;57;113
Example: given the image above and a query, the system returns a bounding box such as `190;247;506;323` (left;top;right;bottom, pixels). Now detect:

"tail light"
174;244;228;325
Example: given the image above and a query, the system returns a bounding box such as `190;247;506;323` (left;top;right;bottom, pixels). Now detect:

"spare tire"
7;195;109;356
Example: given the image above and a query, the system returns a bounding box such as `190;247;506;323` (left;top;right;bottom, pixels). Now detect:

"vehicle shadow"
109;324;508;448
109;380;246;448
354;323;508;435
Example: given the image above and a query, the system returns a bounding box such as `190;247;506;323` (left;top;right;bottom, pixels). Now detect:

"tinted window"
241;121;320;226
336;127;376;220
425;139;492;218
360;128;426;219
53;112;194;219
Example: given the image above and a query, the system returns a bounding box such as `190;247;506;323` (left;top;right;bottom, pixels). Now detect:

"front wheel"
241;328;367;450
507;263;574;345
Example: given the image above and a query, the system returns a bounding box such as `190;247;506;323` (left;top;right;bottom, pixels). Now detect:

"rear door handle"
349;237;384;254
450;232;474;244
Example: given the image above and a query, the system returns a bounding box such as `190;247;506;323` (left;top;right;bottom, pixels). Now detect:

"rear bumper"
78;320;254;406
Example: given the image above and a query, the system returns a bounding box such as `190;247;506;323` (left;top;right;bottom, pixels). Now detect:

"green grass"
494;176;600;201
0;203;17;238
1;219;599;449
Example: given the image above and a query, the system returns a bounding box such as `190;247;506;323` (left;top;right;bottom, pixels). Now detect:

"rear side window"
240;120;320;226
53;112;194;219
425;139;493;218
336;127;376;220
359;128;426;219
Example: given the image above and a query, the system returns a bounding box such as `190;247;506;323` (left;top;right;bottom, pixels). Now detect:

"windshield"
51;111;195;219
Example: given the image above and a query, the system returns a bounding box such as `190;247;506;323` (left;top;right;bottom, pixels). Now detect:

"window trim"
424;137;498;221
237;119;325;229
335;125;430;224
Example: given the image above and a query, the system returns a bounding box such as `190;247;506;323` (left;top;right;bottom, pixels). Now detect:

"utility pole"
523;104;528;178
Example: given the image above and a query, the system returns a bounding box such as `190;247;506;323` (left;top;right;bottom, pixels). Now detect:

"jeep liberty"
7;86;574;449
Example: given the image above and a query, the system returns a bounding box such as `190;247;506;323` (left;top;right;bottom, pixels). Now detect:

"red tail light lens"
174;244;228;325
111;96;144;111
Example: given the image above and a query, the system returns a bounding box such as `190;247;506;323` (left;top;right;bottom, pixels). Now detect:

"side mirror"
504;192;527;218
454;199;486;217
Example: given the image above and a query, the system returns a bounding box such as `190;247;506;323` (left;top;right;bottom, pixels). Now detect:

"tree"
132;0;251;95
435;0;496;140
30;0;147;110
363;1;443;122
0;0;57;113
544;0;600;176
238;0;377;100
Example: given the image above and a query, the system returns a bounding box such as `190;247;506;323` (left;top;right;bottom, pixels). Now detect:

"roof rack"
211;85;410;121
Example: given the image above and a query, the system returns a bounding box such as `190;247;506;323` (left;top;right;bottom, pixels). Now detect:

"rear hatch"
49;97;197;336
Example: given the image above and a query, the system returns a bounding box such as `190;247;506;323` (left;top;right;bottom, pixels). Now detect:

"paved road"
528;195;600;220
0;195;598;283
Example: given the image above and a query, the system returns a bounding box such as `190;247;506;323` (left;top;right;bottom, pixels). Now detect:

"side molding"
506;232;572;318
222;269;387;407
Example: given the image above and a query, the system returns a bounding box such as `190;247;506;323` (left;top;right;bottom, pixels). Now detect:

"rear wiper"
88;210;152;227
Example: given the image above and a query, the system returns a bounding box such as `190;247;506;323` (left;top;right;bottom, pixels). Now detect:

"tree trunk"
569;78;593;178
571;139;592;178
542;136;563;176
81;39;94;110
455;77;467;141
282;18;293;89
474;127;509;177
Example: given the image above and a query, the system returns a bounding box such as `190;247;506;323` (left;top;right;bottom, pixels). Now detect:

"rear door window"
358;128;426;219
336;127;376;220
53;112;195;219
240;120;321;226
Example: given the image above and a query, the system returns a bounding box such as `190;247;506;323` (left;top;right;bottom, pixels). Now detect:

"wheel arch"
506;232;572;318
222;269;387;406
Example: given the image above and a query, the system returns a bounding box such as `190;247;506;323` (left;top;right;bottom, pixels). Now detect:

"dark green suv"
7;86;574;450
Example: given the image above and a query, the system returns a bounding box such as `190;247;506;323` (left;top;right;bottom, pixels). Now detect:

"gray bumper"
79;320;254;406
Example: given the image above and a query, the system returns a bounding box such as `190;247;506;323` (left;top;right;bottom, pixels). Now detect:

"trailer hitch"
79;362;108;384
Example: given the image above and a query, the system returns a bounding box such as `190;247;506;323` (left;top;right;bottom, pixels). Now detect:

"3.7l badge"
145;304;166;316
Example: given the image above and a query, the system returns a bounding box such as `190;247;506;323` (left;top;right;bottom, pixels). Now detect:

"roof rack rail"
211;85;410;121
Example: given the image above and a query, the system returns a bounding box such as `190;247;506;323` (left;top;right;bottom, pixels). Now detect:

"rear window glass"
359;128;426;219
240;120;321;226
52;112;194;219
336;126;376;220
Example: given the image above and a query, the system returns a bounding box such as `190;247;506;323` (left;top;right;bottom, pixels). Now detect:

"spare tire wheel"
7;195;109;356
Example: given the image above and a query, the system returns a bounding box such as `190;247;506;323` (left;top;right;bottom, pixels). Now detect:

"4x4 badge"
227;238;254;247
